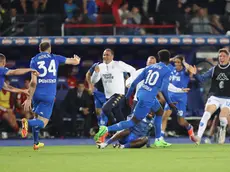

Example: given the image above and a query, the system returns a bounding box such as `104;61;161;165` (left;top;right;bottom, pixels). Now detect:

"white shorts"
206;96;230;110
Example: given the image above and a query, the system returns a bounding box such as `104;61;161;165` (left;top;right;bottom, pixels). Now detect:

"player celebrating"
192;48;230;144
95;49;177;147
22;42;81;150
161;55;195;141
91;49;136;126
0;53;38;93
98;113;155;149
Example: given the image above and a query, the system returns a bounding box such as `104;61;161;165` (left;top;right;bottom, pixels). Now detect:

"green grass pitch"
1;144;230;172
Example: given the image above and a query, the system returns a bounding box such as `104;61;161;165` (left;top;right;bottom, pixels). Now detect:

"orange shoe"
21;118;28;138
33;142;45;150
99;132;108;143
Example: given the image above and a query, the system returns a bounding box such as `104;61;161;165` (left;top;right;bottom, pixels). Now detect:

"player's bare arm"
23;73;37;112
5;68;39;76
65;54;81;65
86;71;94;93
182;57;196;74
3;82;29;95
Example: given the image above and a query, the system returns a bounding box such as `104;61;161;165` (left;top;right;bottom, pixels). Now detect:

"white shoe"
204;137;212;144
218;128;226;144
97;142;108;149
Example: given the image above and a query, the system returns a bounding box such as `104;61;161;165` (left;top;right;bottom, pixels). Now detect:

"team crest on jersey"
216;73;229;81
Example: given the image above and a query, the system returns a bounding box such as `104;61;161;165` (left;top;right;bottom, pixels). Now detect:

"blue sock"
28;119;44;128
32;126;40;145
186;124;192;130
108;120;135;132
161;131;165;137
154;115;162;139
102;114;108;126
106;138;113;145
98;112;108;126
124;143;131;148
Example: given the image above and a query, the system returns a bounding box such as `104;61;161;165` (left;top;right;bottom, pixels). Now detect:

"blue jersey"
170;67;190;89
126;62;172;104
131;117;154;137
0;67;9;90
30;52;66;97
89;63;104;93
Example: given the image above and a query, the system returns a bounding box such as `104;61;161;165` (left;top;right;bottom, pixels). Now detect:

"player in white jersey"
91;49;136;135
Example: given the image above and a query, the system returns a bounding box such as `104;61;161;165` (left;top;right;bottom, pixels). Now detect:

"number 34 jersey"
30;52;66;97
137;62;171;101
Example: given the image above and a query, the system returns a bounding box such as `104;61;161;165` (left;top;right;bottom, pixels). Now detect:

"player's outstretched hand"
73;54;81;65
22;99;32;112
190;65;197;75
182;88;190;92
31;69;40;76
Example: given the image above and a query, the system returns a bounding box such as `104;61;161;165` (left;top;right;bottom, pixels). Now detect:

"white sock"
197;111;211;138
219;117;228;130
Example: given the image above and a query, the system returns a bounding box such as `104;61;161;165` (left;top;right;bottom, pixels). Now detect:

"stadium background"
0;0;229;140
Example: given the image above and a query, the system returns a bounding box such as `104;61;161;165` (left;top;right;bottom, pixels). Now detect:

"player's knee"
219;107;230;118
205;105;217;114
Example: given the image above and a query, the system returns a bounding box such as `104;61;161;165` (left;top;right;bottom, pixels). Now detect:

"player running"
161;55;196;141
95;49;177;147
98;113;154;149
22;42;81;150
192;48;230;144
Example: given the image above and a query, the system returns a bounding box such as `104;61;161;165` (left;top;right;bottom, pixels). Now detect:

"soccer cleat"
153;138;172;147
218;128;226;144
94;126;108;142
21;118;28;138
113;143;120;148
188;126;194;138
97;142;108;149
33;142;44;150
99;132;108;143
190;135;200;145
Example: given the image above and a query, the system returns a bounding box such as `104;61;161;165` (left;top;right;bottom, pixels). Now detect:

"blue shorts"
164;93;187;117
119;132;138;144
93;90;106;108
32;95;55;119
134;97;161;120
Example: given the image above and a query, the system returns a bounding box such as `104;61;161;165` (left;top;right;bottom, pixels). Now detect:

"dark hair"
174;55;184;62
0;53;6;61
77;80;85;85
39;42;51;52
104;48;114;56
158;49;171;62
218;48;229;56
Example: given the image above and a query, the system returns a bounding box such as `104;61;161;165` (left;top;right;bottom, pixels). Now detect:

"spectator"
190;8;212;34
67;66;78;88
61;81;93;136
210;14;225;34
118;2;129;25
64;0;77;23
83;0;98;23
0;79;19;135
15;79;32;119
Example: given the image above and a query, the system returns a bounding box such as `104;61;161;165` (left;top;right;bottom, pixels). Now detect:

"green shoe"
94;126;108;142
153;139;172;147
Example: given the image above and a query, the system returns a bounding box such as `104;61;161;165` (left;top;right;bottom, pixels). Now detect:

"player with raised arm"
91;49;136;129
95;49;177;147
22;42;81;150
192;48;230;144
161;55;196;141
0;53;38;94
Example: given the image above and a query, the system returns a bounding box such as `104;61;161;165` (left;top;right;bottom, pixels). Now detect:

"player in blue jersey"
86;62;107;126
95;49;177;147
98;113;154;149
161;55;196;141
22;42;81;150
0;53;39;93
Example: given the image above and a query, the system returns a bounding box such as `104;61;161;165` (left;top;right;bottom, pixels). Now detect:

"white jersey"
126;67;186;101
91;60;136;99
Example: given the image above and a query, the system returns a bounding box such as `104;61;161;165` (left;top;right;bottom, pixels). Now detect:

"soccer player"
95;49;177;147
98;113;155;149
0;53;38;93
91;48;136;126
192;48;230;144
22;42;81;150
161;55;196;141
86;62;107;126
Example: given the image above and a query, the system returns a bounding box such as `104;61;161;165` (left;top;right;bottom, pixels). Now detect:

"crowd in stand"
0;0;228;36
